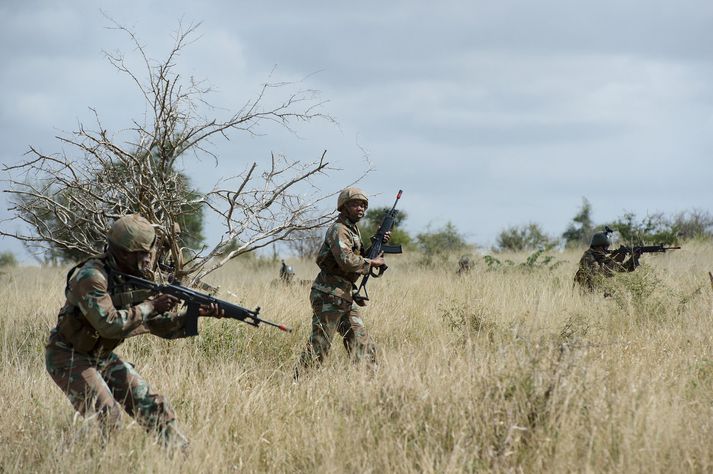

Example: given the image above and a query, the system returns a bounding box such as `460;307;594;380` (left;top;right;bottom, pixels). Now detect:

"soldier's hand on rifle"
151;294;180;313
199;302;224;318
368;252;386;267
371;231;392;244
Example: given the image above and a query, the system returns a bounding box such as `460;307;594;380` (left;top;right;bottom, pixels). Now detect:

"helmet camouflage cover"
107;215;156;252
590;231;611;248
337;187;369;211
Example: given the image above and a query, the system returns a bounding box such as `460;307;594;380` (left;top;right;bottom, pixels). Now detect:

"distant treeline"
4;197;710;265
494;198;713;252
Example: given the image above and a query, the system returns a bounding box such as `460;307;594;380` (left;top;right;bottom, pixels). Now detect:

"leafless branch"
1;21;371;276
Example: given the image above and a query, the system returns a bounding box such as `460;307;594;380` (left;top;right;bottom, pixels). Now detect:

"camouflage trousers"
296;289;377;374
45;337;185;448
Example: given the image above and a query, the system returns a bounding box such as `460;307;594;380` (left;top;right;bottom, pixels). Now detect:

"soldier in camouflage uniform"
279;259;296;284
45;215;220;450
295;187;390;378
574;230;642;293
457;255;474;275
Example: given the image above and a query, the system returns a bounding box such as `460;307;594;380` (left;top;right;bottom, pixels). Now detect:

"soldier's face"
115;248;153;276
344;199;367;222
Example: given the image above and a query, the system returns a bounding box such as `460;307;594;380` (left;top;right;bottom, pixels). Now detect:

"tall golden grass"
1;244;712;473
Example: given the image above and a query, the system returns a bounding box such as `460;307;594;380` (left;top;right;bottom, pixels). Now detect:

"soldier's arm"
72;267;154;339
141;307;193;340
328;225;371;275
142;300;223;340
601;255;632;275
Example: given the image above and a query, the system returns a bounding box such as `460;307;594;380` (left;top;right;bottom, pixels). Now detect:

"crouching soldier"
457;255;474;275
45;215;220;451
574;229;641;294
295;187;390;379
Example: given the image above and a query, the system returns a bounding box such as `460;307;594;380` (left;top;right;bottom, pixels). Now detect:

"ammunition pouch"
56;307;121;355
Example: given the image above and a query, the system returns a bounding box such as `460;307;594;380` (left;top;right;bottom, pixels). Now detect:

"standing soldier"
295;187;390;379
45;215;220;451
279;259;296;284
574;229;642;293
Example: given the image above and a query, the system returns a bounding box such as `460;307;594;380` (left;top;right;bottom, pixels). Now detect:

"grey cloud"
1;0;712;262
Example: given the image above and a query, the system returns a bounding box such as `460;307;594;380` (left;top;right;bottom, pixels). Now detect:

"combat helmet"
337;187;368;211
590;231;611;248
107;215;156;252
282;265;295;282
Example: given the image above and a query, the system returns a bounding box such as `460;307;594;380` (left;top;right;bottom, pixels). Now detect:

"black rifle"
353;189;403;305
610;244;681;256
117;272;291;336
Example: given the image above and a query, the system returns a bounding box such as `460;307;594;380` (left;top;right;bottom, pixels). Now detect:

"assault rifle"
610;244;681;256
353;189;403;305
117;272;291;336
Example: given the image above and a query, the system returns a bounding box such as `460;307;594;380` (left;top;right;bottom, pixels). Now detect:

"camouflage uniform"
573;247;639;293
457;255;473;275
280;260;295;284
45;217;191;448
297;214;377;372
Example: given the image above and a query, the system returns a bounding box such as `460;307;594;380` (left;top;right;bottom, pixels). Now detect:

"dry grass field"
1;243;713;473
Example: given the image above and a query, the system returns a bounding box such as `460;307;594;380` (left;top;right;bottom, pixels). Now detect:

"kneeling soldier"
45;215;219;450
574;230;641;294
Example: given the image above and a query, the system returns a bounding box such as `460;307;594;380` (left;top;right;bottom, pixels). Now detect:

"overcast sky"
2;1;712;261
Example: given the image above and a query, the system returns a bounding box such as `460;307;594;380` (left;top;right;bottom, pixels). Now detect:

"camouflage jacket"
312;214;371;301
573;247;638;292
49;254;191;355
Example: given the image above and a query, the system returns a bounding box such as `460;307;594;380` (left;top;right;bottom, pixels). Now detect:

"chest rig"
316;220;364;282
55;257;152;355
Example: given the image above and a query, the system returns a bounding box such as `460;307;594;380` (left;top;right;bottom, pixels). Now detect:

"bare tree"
1;21;364;284
285;226;326;260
